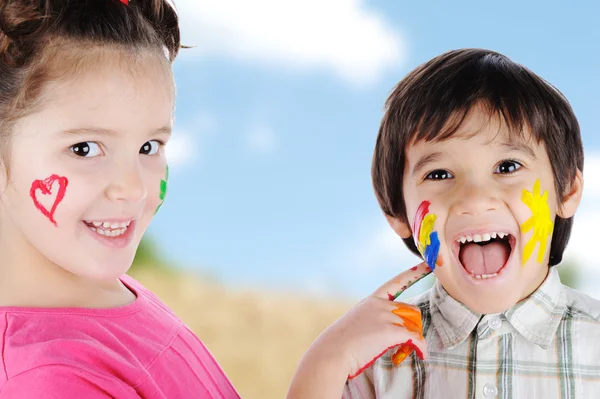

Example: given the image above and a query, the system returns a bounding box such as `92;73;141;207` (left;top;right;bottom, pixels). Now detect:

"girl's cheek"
148;164;168;214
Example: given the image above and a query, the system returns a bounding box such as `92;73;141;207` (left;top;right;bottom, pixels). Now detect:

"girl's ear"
385;214;413;239
557;168;583;219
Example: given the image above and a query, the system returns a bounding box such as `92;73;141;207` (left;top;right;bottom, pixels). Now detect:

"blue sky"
149;0;600;299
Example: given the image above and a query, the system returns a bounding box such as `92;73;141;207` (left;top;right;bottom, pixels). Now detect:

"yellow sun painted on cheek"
521;179;554;265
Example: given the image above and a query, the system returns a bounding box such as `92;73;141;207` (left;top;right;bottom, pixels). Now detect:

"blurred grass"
128;237;351;399
128;237;582;398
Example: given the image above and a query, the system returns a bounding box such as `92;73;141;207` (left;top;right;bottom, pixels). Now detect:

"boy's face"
391;107;582;314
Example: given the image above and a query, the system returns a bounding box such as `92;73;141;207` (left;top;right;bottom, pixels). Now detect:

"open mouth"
455;232;515;280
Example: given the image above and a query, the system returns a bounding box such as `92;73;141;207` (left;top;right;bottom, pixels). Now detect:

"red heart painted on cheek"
29;174;69;227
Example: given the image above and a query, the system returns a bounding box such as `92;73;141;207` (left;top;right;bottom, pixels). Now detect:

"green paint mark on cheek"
154;165;169;214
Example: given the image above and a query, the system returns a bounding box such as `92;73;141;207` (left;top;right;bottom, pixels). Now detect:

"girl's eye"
426;169;453;180
140;140;161;155
70;142;102;157
495;160;522;174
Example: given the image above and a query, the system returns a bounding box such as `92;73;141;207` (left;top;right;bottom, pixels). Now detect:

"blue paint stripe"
424;232;440;271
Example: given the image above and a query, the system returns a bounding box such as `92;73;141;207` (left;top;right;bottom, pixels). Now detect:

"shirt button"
488;316;502;330
483;383;498;397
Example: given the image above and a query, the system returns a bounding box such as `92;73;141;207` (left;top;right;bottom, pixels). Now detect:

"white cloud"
346;225;416;273
165;130;195;168
562;151;600;299
166;113;218;169
246;125;277;154
175;0;405;85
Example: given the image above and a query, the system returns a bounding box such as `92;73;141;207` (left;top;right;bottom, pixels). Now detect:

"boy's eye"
426;169;453;180
70;142;102;157
140;140;161;155
495;160;522;174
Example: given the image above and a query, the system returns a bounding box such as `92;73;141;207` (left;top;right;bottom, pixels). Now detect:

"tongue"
459;242;510;275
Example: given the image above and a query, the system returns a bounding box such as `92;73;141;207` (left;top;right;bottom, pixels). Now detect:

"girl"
0;0;239;397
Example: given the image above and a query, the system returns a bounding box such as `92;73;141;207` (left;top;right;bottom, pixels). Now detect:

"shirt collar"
503;267;566;349
429;267;566;350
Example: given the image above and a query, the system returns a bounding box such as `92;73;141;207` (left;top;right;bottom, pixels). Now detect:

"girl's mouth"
82;219;136;249
454;232;516;280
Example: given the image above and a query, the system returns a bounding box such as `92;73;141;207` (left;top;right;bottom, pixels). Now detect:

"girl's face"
0;50;174;282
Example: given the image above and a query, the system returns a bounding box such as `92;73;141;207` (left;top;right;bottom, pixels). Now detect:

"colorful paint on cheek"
29;174;69;227
154;165;169;214
521;179;554;265
412;200;441;271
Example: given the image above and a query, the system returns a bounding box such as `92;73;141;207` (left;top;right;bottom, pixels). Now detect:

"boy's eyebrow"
499;141;536;159
60;126;173;137
412;152;443;177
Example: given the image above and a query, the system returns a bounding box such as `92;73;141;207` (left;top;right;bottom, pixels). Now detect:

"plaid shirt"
343;267;600;399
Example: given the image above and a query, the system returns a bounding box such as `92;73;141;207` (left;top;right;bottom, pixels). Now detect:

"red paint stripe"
412;200;430;242
347;338;425;380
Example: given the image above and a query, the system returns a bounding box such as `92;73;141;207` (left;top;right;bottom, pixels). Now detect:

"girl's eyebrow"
59;126;172;137
412;151;442;177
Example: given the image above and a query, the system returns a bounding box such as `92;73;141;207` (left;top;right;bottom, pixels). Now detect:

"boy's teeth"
469;271;498;280
456;231;509;244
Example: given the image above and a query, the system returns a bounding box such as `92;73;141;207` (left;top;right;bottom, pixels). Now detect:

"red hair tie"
120;0;128;4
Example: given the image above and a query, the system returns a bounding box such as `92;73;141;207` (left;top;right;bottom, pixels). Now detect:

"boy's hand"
286;262;431;399
315;262;431;379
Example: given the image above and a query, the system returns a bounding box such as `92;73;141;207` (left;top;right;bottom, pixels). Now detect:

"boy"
286;49;600;398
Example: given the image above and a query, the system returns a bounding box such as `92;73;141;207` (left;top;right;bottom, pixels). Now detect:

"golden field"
129;267;352;399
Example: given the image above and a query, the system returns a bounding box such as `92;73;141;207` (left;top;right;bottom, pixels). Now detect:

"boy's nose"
451;179;500;216
105;162;148;203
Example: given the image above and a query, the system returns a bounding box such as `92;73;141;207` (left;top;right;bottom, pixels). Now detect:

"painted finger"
393;318;422;337
391;339;425;365
391;303;421;321
372;262;431;301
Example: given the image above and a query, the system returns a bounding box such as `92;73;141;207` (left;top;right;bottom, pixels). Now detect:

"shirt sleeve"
0;365;139;399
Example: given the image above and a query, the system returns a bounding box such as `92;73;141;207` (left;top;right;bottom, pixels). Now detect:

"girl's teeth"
86;222;129;237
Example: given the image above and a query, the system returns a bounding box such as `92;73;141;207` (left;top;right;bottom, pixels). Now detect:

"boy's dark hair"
372;48;583;266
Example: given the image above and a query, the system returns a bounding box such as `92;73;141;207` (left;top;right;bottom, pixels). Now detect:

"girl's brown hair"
0;0;181;164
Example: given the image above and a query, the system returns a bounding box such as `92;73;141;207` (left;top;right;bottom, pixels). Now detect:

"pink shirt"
0;275;240;398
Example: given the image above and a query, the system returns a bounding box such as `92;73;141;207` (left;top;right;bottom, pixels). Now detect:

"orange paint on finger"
392;303;421;322
392;344;412;365
392;322;424;338
391;339;424;365
391;305;421;320
396;319;421;335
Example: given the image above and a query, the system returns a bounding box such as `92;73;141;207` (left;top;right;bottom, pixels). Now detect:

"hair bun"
0;1;48;67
